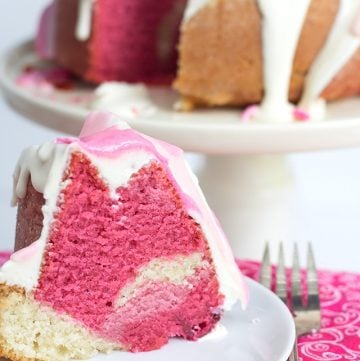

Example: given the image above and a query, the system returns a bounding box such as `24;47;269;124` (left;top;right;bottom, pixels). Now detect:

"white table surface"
1;1;360;272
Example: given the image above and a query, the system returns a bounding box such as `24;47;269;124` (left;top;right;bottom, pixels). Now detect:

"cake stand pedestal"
2;41;360;260
198;155;293;259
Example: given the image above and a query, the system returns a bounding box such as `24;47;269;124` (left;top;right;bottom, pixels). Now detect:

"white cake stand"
2;41;360;259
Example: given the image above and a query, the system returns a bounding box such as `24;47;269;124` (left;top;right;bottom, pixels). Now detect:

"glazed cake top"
1;111;248;310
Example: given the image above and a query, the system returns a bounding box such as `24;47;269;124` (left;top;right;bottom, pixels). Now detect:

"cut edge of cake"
0;284;120;361
0;111;247;360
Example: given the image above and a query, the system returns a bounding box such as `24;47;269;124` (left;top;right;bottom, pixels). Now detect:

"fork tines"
276;243;287;304
260;242;321;361
259;242;271;290
259;242;320;312
291;244;302;311
306;244;321;311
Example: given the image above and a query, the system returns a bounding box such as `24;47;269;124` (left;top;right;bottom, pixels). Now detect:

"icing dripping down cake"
175;0;360;121
36;0;360;122
0;111;246;361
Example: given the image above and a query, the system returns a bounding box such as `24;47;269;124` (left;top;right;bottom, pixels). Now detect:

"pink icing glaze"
79;111;129;138
57;112;199;213
68;112;181;159
58;112;171;159
11;241;40;262
35;2;56;59
79;128;156;157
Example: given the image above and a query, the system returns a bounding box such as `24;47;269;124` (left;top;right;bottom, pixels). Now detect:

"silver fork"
259;243;321;361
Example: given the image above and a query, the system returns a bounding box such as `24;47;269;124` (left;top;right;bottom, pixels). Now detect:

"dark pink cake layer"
34;152;222;351
87;0;187;83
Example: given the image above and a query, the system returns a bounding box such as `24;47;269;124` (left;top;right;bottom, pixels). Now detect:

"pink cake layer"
34;152;222;351
87;0;186;83
103;268;221;352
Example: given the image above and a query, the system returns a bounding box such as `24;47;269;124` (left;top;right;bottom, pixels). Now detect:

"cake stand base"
199;155;293;260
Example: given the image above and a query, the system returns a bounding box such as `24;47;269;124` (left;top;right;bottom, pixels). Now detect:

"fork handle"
288;339;299;361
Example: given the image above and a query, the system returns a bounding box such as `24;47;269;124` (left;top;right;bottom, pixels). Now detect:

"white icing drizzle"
299;0;360;113
4;143;69;290
256;0;311;122
90;82;157;119
183;0;210;21
75;0;95;41
87;151;154;199
3;143;154;291
12;143;68;205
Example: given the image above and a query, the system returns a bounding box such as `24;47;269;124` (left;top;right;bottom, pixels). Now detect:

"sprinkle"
56;137;77;145
241;105;259;122
293;108;310;121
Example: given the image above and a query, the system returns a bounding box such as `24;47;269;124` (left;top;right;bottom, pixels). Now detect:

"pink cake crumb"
241;105;259;122
34;152;222;351
16;67;74;93
293;108;310;121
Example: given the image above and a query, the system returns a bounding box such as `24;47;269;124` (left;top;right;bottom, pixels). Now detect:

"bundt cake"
0;111;246;361
35;0;360;121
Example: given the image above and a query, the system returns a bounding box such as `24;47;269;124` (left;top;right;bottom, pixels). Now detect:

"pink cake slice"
0;112;247;361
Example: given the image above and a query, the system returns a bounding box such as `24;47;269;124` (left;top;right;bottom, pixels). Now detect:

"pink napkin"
238;260;360;361
0;252;10;266
0;253;359;360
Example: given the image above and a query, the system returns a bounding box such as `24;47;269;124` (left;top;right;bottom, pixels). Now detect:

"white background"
1;1;360;271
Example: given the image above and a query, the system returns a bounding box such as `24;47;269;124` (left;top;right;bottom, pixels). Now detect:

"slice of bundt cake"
0;111;246;361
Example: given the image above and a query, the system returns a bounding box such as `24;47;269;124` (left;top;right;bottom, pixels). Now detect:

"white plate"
2;41;360;154
91;278;294;361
